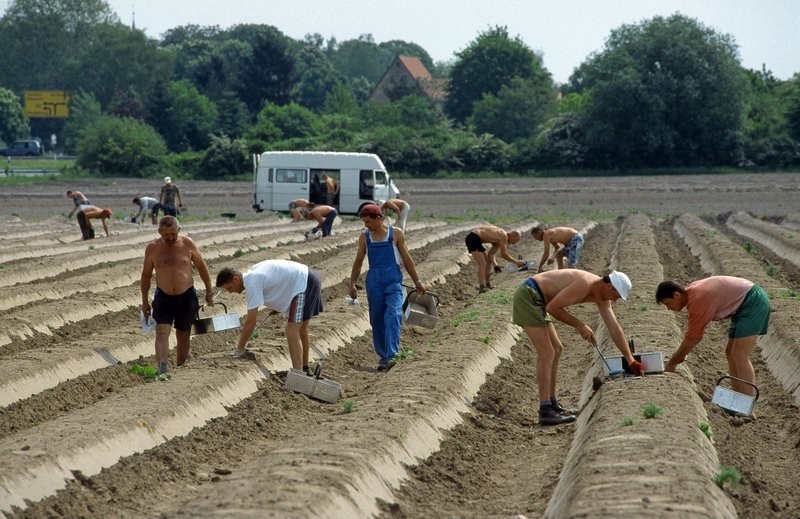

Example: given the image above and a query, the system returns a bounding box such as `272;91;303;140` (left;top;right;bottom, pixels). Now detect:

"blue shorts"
557;233;584;267
153;287;199;331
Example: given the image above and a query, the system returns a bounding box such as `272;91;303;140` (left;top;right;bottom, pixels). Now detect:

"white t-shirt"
243;260;309;313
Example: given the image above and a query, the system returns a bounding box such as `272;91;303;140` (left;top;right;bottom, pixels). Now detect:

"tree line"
0;0;798;178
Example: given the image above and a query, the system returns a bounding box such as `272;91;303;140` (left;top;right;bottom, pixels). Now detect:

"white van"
252;151;401;215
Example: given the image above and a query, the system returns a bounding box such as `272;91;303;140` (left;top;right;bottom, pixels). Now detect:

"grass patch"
233;249;245;258
713;466;742;489
394;347;416;360
777;289;799;299
766;265;778;277
342;399;356;413
622;416;635;426
450;309;482;327
742;241;755;253
641;403;663;419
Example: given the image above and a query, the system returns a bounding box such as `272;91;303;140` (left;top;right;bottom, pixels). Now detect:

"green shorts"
728;285;770;338
512;280;552;328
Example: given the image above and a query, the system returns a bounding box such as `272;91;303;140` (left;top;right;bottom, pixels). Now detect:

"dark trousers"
77;212;95;240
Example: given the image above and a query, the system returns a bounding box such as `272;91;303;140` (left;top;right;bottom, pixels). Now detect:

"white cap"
377;199;386;207
608;270;632;300
164;176;172;183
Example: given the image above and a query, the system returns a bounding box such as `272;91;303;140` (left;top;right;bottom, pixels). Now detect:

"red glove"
629;360;645;375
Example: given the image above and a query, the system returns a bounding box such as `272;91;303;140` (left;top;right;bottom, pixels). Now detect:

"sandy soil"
1;175;799;518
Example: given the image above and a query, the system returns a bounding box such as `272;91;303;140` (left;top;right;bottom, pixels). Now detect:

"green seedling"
778;289;799;299
129;363;157;380
698;422;713;440
638;304;648;312
766;265;778;277
641;403;663;419
342;399;356;413
713;466;741;488
623;416;635;426
450;309;481;327
250;331;260;339
482;336;491;344
0;264;5;269
88;245;95;250
233;249;245;258
742;241;755;254
394;347;416;360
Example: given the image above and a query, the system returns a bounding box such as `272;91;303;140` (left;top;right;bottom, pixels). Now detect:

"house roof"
397;55;431;80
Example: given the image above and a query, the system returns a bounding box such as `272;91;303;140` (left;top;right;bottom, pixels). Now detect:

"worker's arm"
598;301;635;364
101;217;110;237
140;247;155;316
189;239;214;305
237;308;259;351
395;228;425;294
349;234;367;298
666;336;702;372
538;233;552;273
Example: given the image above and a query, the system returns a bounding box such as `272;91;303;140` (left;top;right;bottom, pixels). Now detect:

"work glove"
629;359;645;375
494;265;502;273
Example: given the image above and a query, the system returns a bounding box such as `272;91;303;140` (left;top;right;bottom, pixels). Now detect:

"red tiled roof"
397;55;431;80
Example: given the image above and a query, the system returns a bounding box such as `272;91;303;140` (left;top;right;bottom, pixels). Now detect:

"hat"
164;176;172;183
359;204;383;217
102;208;113;218
377;199;386;207
608;270;632;300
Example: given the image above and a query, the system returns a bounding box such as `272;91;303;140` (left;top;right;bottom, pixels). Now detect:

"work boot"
539;406;577;426
551;400;579;416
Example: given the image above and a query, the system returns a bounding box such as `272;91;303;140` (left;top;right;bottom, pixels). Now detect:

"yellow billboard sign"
24;91;72;118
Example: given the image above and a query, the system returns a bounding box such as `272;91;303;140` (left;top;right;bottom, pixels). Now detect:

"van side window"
375;170;387;186
359;169;374;199
276;168;307;183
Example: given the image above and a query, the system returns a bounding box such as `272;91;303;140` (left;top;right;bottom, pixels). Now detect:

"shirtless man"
465;225;526;293
66;190;90;219
322;174;339;206
531;226;584;272
512;269;643;425
304;204;338;237
76;205;112;240
377;198;411;232
140;216;214;376
288;198;311;222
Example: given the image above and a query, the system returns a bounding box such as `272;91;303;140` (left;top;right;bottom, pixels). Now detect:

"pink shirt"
685;276;754;341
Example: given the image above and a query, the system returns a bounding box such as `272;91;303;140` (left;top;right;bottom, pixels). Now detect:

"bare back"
534;269;604;308
545;227;578;246
471;225;507;246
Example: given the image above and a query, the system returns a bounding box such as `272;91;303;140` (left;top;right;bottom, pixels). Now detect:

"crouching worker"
216;260;323;373
512;269;643;426
141;216;214;376
76;205;112;240
656;276;770;398
349;204;425;371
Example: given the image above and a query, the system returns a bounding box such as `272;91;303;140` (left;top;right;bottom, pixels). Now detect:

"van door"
372;169;392;201
253;165;272;212
273;167;309;212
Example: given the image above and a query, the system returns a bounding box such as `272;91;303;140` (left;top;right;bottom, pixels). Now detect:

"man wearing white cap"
159;176;183;217
511;269;642;425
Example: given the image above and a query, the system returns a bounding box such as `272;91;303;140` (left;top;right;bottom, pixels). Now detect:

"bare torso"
471;225;506;245
534;269;602;306
546;227;578;247
147;236;197;295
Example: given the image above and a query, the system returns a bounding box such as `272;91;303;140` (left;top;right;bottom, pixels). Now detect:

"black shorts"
151;203;163;217
153;287;199;331
465;232;485;253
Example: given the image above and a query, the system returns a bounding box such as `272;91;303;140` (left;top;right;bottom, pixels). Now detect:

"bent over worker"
656;276;770;398
349;204;426;371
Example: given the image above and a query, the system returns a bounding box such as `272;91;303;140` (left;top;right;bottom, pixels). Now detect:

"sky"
98;0;800;84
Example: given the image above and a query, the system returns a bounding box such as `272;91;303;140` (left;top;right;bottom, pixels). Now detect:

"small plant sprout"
638;304;648;312
623;416;635;426
765;265;778;277
88;245;95;250
395;347;416;360
641;403;663;419
250;331;260;339
698;422;713;440
742;241;755;254
482;336;491;344
778;289;799;299
342;399;356;413
713;466;742;489
233;249;245;258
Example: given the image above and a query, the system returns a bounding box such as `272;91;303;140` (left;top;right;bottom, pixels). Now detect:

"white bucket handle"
716;375;759;402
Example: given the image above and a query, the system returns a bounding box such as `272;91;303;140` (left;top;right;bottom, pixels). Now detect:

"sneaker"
552;401;579;416
376;359;396;372
478;285;489;294
539;407;577;426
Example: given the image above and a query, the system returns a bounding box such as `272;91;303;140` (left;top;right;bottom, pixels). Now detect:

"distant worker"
322;174;339;206
66;190;90;219
159;177;184;217
377;198;411;232
304;203;338;238
76;205;112;240
132;196;162;225
656;276;770;400
465;225;526;293
140;216;214;376
216;260;323;373
349;204;426;371
531;226;584;272
512;269;642;426
289;198;312;222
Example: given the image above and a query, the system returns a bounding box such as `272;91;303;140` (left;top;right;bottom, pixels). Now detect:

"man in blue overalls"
348;204;426;371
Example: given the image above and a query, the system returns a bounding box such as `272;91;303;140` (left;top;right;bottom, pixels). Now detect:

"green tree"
741;68;800;167
197;134;250;179
62;90;102;152
470;76;557;143
378;40;436;75
0;88;30;144
571;15;747;169
327;34;389;85
247;102;321;144
0;0;119;92
150;80;219;152
237;28;296;112
293;46;344;111
76;115;167;177
445;26;551;123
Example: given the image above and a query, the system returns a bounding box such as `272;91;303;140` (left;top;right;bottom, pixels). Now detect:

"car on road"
0;139;44;156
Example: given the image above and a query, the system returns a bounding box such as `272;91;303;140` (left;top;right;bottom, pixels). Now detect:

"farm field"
1;174;799;518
